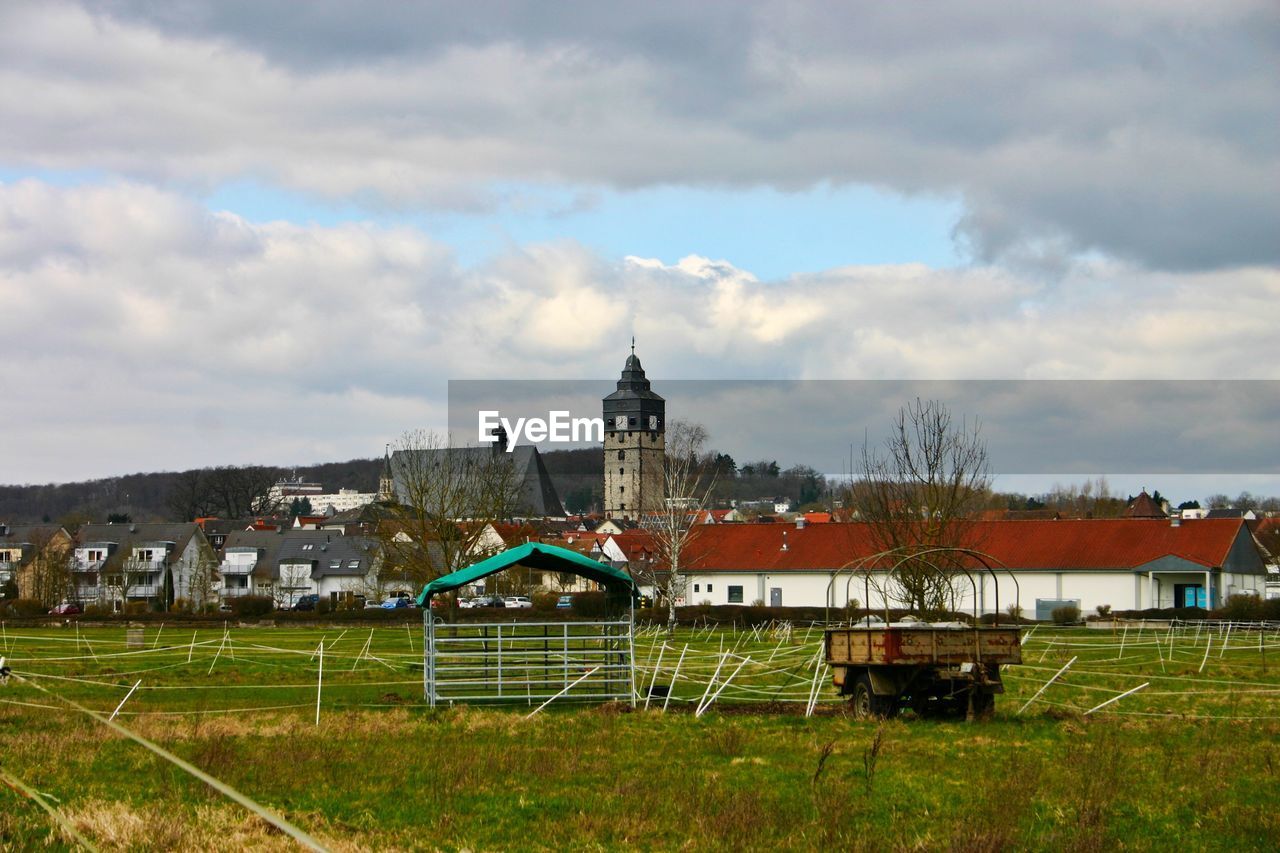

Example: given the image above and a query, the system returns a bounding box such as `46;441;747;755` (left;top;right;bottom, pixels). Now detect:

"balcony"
74;585;101;601
220;562;255;575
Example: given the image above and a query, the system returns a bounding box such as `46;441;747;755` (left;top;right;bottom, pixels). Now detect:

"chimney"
781;530;789;552
796;516;806;529
493;425;510;455
1171;514;1181;528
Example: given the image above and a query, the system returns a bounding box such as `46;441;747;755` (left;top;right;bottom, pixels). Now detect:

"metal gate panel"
424;617;635;708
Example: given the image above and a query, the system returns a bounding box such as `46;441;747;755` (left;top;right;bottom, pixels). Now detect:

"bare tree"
186;552;220;612
168;469;217;521
641;420;717;635
19;528;73;607
378;430;523;591
853;398;991;615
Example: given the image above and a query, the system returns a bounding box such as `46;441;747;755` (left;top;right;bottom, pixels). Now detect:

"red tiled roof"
609;529;657;561
680;519;1251;572
803;512;833;524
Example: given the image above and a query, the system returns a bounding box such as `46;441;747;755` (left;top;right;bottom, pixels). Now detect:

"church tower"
377;444;395;503
603;345;665;520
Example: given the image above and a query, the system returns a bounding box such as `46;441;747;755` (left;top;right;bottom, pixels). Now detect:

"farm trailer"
826;624;1022;719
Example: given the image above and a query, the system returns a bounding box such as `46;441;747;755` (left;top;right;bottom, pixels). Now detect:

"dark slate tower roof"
603;349;664;432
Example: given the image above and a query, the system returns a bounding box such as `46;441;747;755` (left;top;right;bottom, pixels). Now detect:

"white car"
503;596;533;609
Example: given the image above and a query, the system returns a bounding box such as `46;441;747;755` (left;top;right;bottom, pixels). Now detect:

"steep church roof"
1124;490;1167;519
389;444;565;518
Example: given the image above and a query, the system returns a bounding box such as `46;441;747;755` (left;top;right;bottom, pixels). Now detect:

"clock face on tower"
615;415;628;431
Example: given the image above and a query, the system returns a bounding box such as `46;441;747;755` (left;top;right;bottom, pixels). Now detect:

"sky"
0;1;1277;500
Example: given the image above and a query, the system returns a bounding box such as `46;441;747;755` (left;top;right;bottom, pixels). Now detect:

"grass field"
0;619;1277;850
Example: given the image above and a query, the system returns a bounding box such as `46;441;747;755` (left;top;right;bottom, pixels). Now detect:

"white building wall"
679;568;1203;615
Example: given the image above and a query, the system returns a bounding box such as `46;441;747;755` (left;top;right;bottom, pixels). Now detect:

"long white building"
641;518;1266;617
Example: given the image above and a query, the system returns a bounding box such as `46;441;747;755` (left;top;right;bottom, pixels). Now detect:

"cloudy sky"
1;1;1277;494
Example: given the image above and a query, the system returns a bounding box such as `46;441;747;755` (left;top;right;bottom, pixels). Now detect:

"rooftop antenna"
631;336;635;355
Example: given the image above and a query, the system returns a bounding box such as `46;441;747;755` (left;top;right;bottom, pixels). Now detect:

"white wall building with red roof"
639;518;1267;616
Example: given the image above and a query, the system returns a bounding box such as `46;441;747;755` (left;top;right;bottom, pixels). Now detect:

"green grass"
0;621;1277;850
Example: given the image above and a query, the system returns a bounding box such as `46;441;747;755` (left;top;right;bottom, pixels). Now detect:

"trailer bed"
826;625;1022;667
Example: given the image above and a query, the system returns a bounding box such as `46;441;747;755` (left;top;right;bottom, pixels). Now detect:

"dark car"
292;594;320;611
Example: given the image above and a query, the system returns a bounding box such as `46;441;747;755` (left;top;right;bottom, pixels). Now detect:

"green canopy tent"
416;541;638;604
418;542;639;707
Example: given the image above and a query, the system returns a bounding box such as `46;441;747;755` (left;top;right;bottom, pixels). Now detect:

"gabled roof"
0;524;70;564
76;523;203;555
417;542;636;602
274;531;378;578
679;519;1257;573
221;529;288;577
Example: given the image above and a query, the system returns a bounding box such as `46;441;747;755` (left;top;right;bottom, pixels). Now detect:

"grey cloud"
0;1;1273;269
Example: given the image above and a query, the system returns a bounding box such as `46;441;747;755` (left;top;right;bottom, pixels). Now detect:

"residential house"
72;523;216;609
0;523;74;603
218;529;287;602
271;531;382;607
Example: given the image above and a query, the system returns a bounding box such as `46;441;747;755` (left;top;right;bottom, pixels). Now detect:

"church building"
603;348;665;520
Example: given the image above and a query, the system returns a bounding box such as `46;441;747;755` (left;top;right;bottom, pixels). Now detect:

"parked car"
381;596;410;609
49;602;81;615
457;597;474;609
473;595;504;608
556;595;573;609
292;594;320;611
504;596;533;609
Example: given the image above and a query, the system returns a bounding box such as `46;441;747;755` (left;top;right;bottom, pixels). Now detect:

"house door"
1174;584;1206;608
770;587;782;607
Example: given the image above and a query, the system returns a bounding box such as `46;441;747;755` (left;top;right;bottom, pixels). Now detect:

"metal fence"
423;617;636;708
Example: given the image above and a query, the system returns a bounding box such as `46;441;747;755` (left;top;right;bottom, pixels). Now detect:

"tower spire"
631;335;635;355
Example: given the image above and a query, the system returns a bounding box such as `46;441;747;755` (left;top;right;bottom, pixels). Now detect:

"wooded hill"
0;447;833;523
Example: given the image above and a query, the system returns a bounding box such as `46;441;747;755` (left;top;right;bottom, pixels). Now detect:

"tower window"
619;502;626;510
618;468;624;475
617;450;624;460
619;485;625;493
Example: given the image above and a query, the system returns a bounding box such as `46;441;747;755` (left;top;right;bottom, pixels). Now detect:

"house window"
728;585;744;603
707;584;713;593
302;544;314;551
348;560;360;569
329;560;341;570
693;584;700;593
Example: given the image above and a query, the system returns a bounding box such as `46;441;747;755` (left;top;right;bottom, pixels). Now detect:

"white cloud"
2;180;1276;482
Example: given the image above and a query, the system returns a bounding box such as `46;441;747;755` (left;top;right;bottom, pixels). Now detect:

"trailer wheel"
851;673;897;719
968;690;995;721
